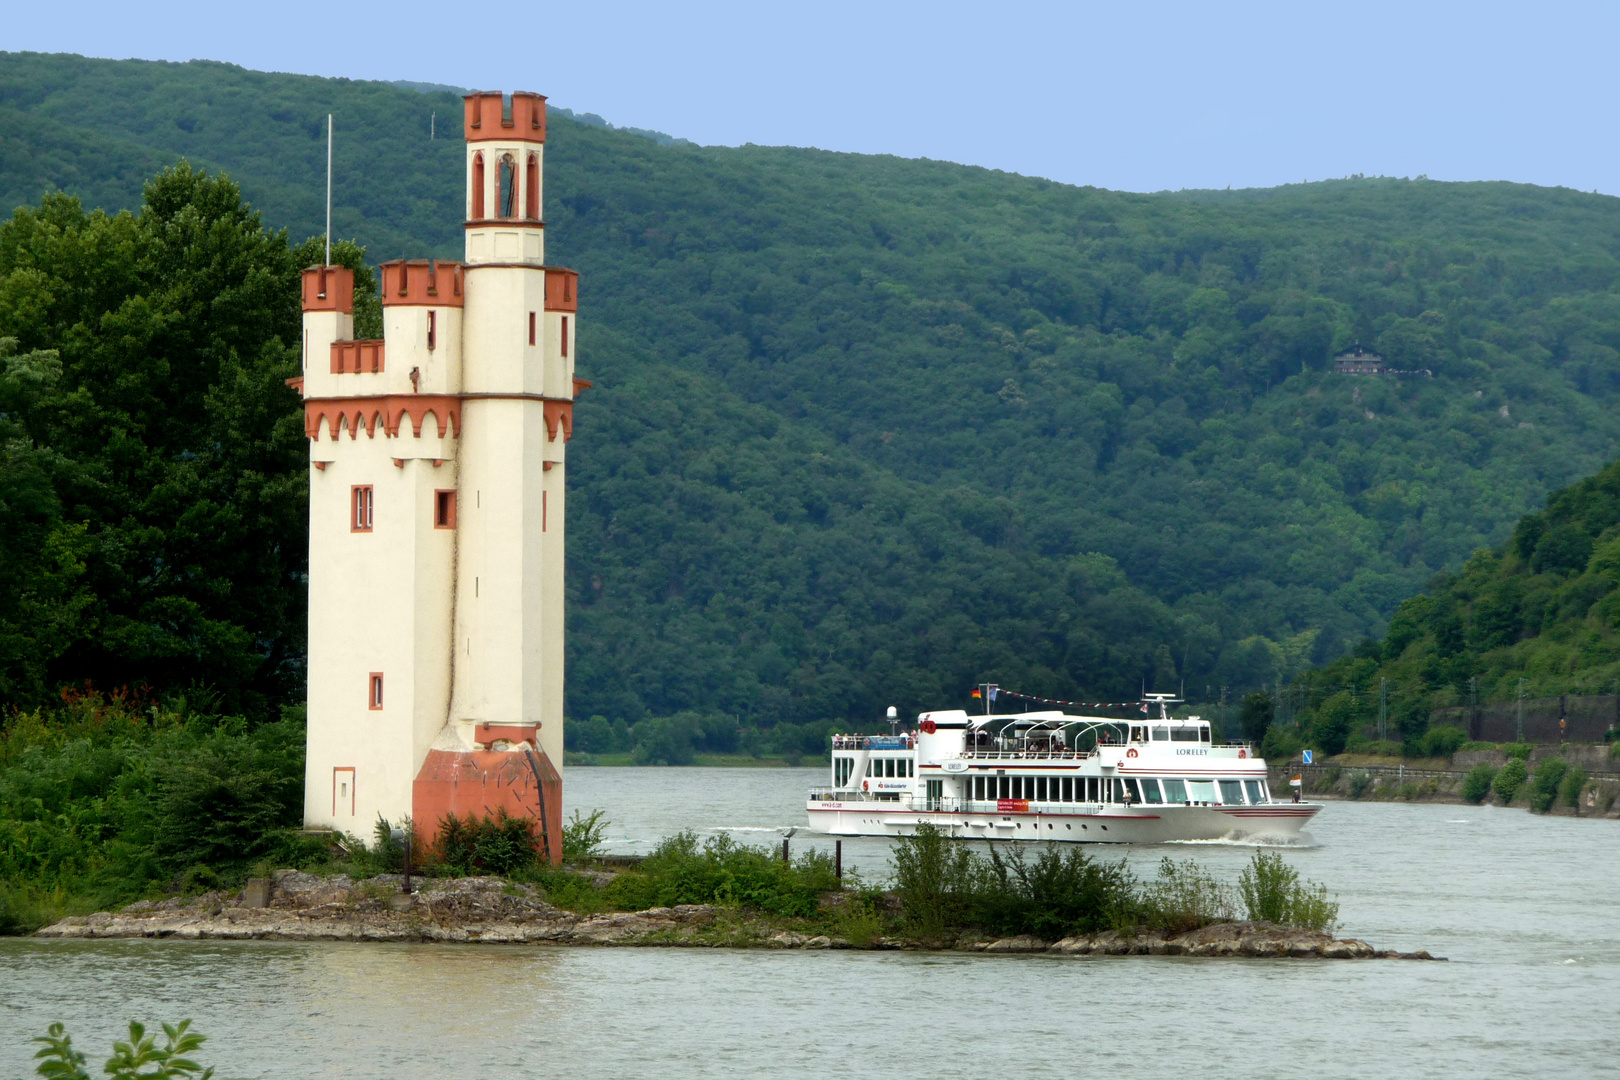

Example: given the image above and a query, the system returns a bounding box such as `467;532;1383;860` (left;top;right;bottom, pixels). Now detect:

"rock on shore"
963;922;1438;959
34;870;1438;959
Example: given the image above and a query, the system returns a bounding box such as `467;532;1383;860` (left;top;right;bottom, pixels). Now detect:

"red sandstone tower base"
413;724;562;862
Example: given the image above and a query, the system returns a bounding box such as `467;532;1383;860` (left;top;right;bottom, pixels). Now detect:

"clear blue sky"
10;0;1617;195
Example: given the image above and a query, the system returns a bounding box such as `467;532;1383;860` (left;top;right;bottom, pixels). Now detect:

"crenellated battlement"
464;91;546;143
380;260;466;307
302;265;354;313
330;339;385;374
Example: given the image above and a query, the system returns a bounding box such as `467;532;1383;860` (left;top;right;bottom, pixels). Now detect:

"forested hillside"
1288;454;1620;752
6;51;1620;731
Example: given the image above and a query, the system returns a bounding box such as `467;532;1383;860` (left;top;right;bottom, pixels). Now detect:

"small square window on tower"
435;490;457;529
368;673;384;710
351;485;374;532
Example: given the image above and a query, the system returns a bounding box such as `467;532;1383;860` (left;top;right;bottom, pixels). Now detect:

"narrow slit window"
499;154;517;218
471;153;485;219
526;153;540;219
561;315;569;358
435;490;457;529
368;673;384;710
351;485;374;532
529;312;536;346
427;310;437;351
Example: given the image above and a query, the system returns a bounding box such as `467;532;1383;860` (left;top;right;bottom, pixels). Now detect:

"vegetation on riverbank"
885;825;1336;940
1278;744;1619;814
1281;452;1620;758
0;688;1340;941
0;693;314;935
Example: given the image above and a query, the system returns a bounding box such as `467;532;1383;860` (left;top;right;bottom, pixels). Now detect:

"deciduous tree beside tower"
295;92;582;861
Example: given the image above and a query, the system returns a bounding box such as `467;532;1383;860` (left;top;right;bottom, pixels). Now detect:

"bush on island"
890;826;1340;940
1528;758;1569;813
1238;851;1339;933
435;810;541;875
1418;725;1467;758
1493;758;1529;804
1559;765;1588;809
1461;764;1498;804
603;831;838;917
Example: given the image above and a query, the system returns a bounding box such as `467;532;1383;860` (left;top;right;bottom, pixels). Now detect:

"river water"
3;767;1618;1078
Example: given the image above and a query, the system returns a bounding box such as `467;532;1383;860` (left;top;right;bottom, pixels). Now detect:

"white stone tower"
297;91;581;859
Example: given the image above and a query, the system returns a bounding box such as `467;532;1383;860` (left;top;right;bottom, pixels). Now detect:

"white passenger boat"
806;696;1319;843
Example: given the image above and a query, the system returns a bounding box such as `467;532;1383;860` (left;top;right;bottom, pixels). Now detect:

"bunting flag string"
991;688;1152;712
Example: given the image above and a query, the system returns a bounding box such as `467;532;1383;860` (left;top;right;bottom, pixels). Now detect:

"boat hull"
805;801;1320;843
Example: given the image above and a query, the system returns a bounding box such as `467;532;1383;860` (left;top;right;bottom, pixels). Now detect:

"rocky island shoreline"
34;870;1440;960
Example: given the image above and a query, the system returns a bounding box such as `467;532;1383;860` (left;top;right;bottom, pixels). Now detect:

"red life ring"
863;780;869;791
920;720;937;734
1126;748;1138;758
1238;748;1248;759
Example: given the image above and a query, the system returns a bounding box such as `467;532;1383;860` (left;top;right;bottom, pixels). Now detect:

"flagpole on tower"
325;114;333;267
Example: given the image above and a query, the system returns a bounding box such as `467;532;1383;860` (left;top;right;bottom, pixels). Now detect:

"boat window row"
832;755;914;786
1128;725;1211;743
970;773;1270;806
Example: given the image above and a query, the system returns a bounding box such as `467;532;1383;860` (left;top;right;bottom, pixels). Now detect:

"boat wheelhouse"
807;696;1318;843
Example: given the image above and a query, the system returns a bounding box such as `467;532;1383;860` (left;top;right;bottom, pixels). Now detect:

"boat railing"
830;735;915;750
959;749;1096;761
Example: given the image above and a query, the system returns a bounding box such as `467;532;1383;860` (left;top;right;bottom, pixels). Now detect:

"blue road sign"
1302;749;1314;765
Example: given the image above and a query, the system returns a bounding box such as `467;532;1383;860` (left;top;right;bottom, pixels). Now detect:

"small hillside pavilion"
295;91;581;859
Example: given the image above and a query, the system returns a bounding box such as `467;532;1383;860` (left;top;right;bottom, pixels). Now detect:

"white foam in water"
1166;831;1318;849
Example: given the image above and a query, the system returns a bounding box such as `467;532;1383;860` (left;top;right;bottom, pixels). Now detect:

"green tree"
1310;692;1358;755
0;166;321;715
1239;691;1274;744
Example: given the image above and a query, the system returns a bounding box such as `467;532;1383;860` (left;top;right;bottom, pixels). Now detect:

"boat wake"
1165;831;1318;849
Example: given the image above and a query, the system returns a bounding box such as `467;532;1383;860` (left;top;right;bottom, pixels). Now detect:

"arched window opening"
471;153;485;219
526;154;540;219
499;154;517;219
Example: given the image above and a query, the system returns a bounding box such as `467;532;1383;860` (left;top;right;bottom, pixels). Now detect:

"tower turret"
463;91;547;266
